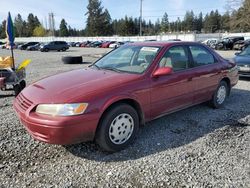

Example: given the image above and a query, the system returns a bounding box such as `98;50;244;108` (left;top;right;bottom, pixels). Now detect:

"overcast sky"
0;0;227;29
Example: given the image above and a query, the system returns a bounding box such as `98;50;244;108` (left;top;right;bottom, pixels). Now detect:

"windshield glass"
94;45;160;74
239;46;250;56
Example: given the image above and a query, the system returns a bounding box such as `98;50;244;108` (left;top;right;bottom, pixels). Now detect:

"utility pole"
48;13;55;36
140;0;142;36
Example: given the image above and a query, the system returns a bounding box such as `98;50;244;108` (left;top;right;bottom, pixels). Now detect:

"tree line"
0;0;249;39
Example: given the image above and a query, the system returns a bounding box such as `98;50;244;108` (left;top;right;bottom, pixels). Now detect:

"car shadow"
239;77;250;81
65;88;250;162
0;94;13;98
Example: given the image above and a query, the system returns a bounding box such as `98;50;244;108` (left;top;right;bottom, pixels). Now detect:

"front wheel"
95;104;139;152
210;81;229;108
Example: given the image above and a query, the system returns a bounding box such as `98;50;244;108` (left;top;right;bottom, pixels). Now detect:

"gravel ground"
0;48;249;188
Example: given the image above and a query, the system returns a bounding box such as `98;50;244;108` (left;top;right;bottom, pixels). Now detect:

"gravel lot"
0;48;249;188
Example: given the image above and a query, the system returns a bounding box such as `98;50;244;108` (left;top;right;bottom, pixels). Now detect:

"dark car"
18;42;39;50
234;45;250;77
40;41;69;52
14;42;238;152
26;43;41;51
87;41;103;48
215;37;244;50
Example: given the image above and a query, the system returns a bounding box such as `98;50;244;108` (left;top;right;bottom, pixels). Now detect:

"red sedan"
13;42;238;152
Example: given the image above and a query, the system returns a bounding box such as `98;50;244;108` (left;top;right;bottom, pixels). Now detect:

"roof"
127;41;201;47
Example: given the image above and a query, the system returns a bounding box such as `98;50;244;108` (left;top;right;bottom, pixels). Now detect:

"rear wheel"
95;104;139;152
13;84;21;97
44;48;49;52
210;81;229;108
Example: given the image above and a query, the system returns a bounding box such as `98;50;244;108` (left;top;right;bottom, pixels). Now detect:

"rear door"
150;45;195;119
188;45;222;104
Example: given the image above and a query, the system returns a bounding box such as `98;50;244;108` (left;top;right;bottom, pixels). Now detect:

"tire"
62;47;66;51
44;48;49;52
95;104;139;152
13;84;21;97
62;56;82;64
20;80;26;90
210;81;229;109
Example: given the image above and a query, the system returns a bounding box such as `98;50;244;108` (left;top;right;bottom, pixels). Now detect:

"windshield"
239;46;250;56
94;45;160;74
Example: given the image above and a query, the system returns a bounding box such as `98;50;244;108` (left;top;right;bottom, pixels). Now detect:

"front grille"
15;93;33;112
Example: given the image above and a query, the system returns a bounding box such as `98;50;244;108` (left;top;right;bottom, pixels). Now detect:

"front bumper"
13;101;100;145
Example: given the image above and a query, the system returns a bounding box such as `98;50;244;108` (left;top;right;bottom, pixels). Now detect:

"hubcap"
109;113;134;145
217;85;227;104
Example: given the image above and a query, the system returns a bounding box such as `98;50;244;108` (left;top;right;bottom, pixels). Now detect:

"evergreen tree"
85;0;104;36
27;13;40;36
154;18;161;34
14;14;25;37
183;11;195;32
0;20;6;39
160;12;169;33
59;19;69;37
101;9;113;36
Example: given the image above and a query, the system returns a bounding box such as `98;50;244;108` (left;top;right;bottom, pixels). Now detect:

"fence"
1;32;250;43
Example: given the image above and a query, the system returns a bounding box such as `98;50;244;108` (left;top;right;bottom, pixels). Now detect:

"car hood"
234;55;250;65
21;68;140;104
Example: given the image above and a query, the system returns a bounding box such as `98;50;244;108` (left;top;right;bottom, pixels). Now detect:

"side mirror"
235;52;240;56
152;67;173;78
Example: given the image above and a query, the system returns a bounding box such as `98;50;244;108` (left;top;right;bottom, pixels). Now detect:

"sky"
0;0;228;30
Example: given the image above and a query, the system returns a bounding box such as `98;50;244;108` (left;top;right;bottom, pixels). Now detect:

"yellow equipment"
0;56;14;69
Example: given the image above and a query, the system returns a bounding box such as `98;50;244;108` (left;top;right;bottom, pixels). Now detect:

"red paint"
13;42;239;145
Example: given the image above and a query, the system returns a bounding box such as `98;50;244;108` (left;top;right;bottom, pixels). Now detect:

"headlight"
36;103;88;116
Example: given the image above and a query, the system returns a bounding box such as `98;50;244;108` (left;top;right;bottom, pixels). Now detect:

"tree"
14;14;25;37
33;25;46;36
85;0;104;36
59;19;69;36
0;20;6;39
183;11;195;32
160;12;169;33
101;9;113;36
27;13;40;36
231;0;250;32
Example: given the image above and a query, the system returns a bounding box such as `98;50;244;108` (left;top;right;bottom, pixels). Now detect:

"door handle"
187;77;193;81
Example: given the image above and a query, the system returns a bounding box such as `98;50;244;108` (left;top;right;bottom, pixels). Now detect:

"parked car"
101;41;116;48
88;41;102;48
202;38;218;49
26;43;41;51
215;37;244;50
40;41;69;52
18;42;39;50
233;39;250;51
109;42;124;48
234;45;250;77
80;41;91;47
13;42;238;152
0;42;6;49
